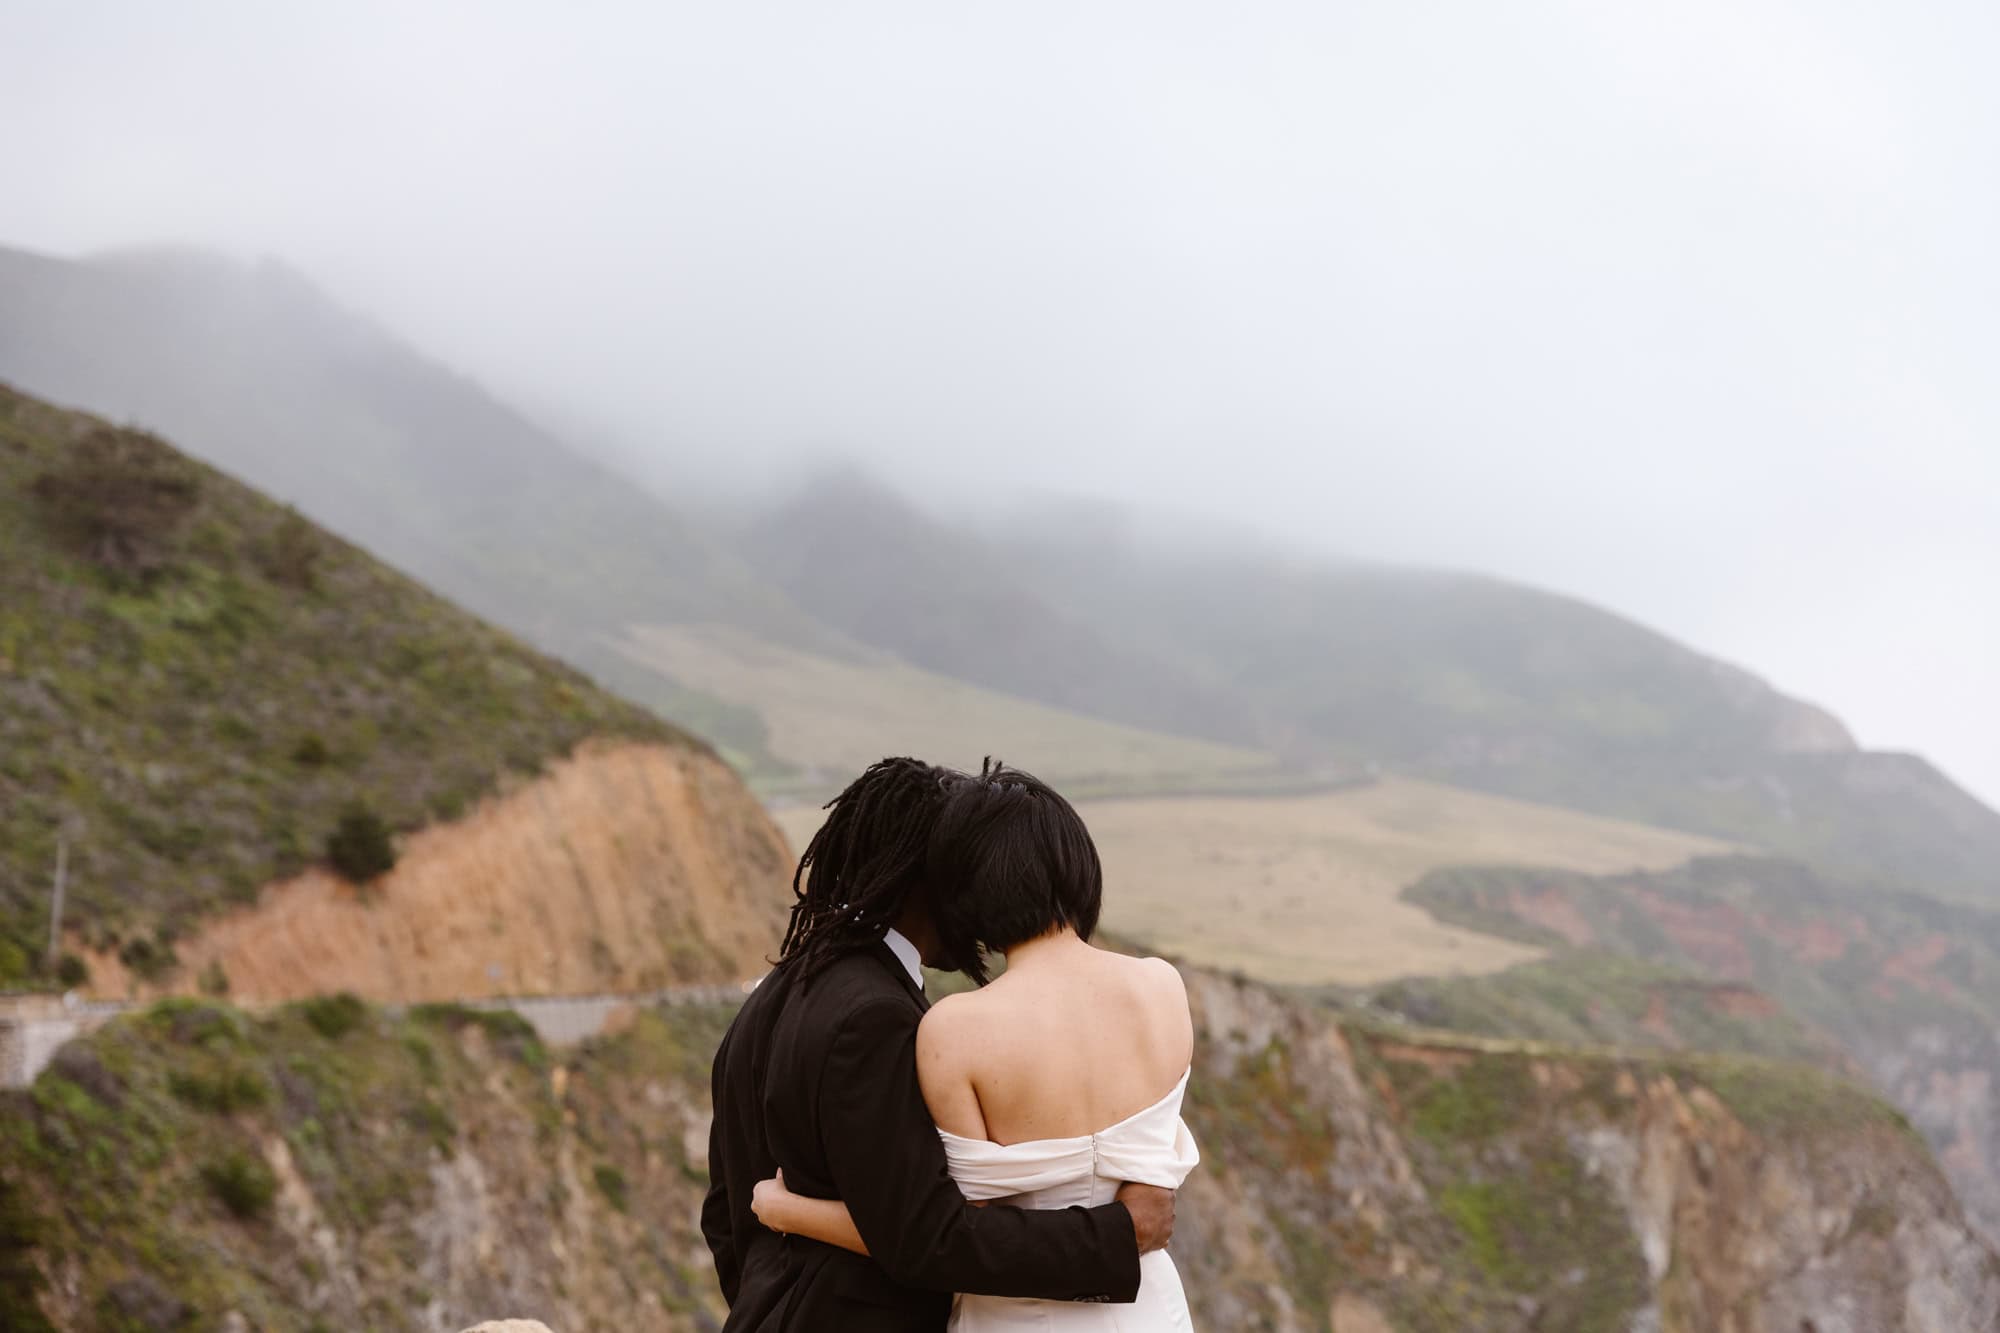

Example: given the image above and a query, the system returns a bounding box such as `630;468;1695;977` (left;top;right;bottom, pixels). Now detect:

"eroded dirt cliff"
75;741;792;1002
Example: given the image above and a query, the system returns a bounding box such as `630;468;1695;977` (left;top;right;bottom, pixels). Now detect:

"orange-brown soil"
76;741;792;1003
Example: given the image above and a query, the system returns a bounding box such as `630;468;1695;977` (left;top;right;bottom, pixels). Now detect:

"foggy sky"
5;1;1997;805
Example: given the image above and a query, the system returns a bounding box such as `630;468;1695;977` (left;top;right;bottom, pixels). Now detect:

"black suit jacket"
702;943;1141;1330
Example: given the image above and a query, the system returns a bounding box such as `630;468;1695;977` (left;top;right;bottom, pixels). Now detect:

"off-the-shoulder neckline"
937;1067;1192;1150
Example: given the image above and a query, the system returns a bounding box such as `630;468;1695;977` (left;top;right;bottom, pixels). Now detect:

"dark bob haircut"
928;759;1102;984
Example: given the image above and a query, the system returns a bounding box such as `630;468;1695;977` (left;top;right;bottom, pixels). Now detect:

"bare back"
917;933;1194;1145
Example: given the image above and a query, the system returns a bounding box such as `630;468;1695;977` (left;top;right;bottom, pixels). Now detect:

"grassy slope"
778;776;1727;986
1364;952;1845;1068
0;386;682;987
613;622;1289;801
0;245;818;776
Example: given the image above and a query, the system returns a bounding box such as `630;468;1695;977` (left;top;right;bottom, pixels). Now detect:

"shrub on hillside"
30;427;201;582
593;1163;630;1213
200;1151;276;1220
300;992;367;1040
55;953;89;989
117;934;177;984
249;509;323;590
326;803;395;882
168;1063;269;1114
290;733;331;767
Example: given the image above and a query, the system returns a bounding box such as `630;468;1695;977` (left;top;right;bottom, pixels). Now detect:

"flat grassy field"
775;777;1729;986
614;622;1290;800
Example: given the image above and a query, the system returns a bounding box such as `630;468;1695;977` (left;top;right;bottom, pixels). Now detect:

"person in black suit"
702;757;1175;1330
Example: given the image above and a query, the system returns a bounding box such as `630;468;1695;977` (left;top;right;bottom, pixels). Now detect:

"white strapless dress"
941;1070;1201;1331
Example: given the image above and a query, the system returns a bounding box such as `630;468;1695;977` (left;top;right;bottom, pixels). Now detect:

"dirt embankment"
77;741;792;1003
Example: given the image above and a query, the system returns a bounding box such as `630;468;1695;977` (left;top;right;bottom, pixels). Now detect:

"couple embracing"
702;758;1201;1330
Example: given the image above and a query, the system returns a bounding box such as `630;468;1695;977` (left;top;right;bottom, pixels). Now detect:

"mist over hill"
0;244;825;771
5;240;1998;911
737;471;2000;905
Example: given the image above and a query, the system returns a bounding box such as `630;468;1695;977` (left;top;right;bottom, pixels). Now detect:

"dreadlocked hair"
778;756;956;984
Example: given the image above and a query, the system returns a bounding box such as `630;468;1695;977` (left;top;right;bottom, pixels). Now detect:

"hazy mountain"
734;469;1259;743
6;240;1995;903
735;473;2000;903
0;244;828;770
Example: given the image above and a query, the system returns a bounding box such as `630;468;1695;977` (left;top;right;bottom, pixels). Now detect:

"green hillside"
0;245;824;776
738;476;2000;906
0;385;683;989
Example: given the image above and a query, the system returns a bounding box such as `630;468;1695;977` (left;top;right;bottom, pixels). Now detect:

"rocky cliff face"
1395;856;2000;1246
7;966;1994;1332
1179;970;2000;1332
74;741;792;1003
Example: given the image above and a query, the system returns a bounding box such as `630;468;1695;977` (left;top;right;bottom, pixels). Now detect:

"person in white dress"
752;761;1201;1330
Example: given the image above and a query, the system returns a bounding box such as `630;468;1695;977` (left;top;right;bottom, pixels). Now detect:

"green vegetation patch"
1676;1053;1919;1140
1430;1150;1649;1331
1381;1050;1534;1146
1370;949;1836;1068
298;992;368;1041
0;386;689;988
1184;1036;1336;1175
200;1151;276;1219
410;1002;549;1070
0;994;572;1328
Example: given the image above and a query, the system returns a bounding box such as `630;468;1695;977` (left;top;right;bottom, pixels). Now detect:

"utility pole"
46;830;68;975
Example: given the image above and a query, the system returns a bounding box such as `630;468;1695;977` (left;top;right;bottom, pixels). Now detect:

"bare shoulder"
918;987;984;1032
1137;954;1188;997
915;989;989;1062
914;991;991;1136
1108;951;1189;1004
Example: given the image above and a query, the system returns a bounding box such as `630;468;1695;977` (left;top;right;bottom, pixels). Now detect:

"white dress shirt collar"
882;927;925;992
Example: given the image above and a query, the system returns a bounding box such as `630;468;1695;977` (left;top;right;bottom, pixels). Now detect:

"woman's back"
918;932;1194;1145
922;932;1201;1332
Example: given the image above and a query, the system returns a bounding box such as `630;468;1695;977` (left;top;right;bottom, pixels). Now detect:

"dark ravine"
4;967;1995;1332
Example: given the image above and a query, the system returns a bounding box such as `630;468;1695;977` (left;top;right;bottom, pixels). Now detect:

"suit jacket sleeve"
816;998;1142;1301
700;1027;740;1304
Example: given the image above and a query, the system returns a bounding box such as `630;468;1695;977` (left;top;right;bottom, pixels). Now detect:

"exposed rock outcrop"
8;967;1995;1331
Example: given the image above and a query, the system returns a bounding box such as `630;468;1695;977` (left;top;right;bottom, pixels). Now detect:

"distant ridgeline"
0;385;689;990
737;473;2000;907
